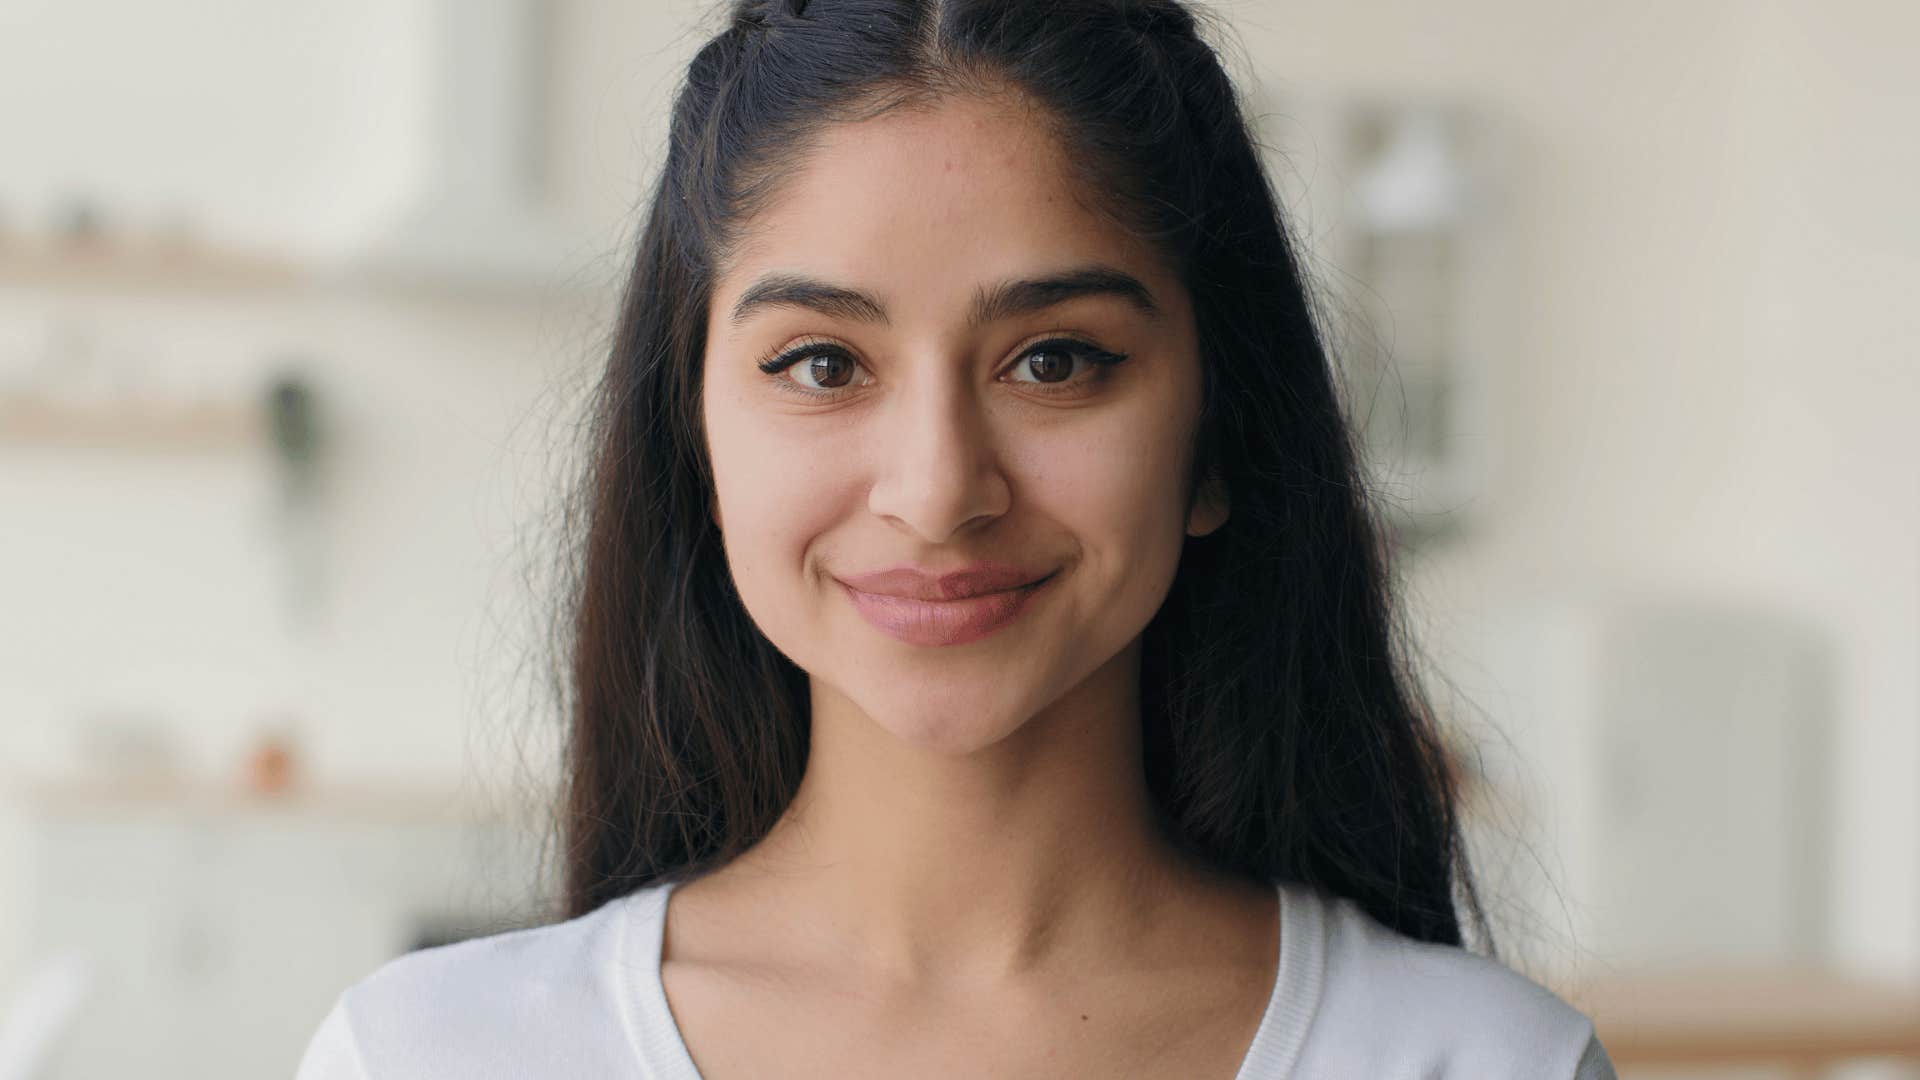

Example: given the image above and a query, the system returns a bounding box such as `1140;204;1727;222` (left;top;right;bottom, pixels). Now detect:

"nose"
865;366;1012;544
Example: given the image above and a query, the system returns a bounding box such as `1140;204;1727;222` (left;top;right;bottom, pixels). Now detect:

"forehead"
712;93;1169;313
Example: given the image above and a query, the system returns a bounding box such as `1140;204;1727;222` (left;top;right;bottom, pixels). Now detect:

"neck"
722;638;1218;988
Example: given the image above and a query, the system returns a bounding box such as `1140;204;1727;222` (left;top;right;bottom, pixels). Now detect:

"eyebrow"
727;264;1163;329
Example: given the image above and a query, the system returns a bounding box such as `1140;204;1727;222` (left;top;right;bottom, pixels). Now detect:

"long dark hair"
553;0;1493;956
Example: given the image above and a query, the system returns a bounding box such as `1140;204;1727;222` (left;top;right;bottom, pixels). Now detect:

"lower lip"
840;574;1054;647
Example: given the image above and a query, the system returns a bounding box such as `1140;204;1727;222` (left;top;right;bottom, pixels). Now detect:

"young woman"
300;0;1615;1076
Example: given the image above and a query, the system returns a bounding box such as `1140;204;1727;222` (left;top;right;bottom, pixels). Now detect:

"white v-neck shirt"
296;878;1616;1078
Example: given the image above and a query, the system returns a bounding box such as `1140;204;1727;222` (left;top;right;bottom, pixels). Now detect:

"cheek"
703;392;848;620
1035;394;1192;527
1025;412;1194;604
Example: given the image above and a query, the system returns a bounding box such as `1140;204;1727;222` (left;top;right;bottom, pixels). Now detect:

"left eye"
1005;339;1127;385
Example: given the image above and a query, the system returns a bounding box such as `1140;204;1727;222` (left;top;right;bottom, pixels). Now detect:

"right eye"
756;342;869;399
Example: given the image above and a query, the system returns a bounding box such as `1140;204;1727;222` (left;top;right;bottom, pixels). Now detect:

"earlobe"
1185;466;1230;538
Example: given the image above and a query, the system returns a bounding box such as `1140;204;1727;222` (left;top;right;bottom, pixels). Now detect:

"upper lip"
837;563;1054;601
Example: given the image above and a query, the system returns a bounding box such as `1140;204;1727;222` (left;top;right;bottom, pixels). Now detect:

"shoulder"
295;886;664;1079
1289;889;1612;1079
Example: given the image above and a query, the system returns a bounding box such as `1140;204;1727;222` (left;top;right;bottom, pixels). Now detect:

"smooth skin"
678;89;1276;1078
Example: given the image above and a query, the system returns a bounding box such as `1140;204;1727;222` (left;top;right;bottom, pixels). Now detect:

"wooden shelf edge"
0;393;266;449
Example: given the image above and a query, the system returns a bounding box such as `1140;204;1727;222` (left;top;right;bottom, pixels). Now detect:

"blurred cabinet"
1461;594;1833;980
1249;87;1524;543
0;783;548;1080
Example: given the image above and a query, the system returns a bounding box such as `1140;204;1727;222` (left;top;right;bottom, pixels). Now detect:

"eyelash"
752;335;1130;402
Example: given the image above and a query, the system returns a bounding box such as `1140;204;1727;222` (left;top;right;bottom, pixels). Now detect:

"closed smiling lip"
836;563;1055;601
835;562;1059;647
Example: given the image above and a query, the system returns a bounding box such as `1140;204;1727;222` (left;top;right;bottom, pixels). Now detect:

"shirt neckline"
618;877;1326;1079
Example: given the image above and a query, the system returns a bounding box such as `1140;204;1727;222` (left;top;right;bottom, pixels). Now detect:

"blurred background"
0;0;1912;1077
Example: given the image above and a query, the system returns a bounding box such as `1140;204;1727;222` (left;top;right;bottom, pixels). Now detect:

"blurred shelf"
0;240;614;304
0;390;265;449
3;773;540;825
1563;965;1920;1066
0;242;307;293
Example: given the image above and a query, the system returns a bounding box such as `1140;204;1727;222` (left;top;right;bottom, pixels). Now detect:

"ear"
1185;463;1230;538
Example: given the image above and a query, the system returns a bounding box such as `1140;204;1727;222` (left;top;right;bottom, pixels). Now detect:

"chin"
835;678;1045;756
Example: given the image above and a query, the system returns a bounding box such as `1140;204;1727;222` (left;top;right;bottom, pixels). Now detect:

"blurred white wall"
0;0;430;256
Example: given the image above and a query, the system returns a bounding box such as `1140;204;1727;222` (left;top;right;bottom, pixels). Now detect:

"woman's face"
702;93;1226;753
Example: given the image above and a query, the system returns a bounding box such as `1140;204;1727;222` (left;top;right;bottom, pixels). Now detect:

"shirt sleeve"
1570;1028;1618;1080
295;993;372;1080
